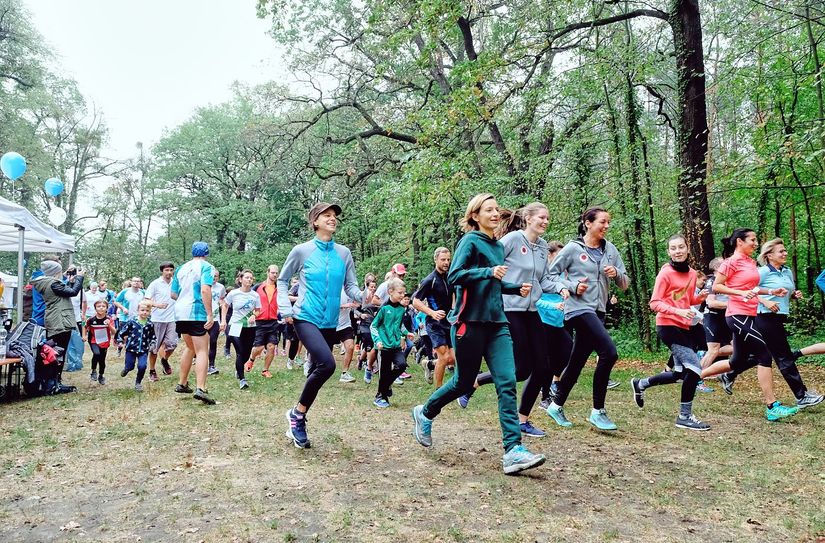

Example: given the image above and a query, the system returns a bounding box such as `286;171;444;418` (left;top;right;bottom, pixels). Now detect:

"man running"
413;247;455;387
246;265;281;377
145;262;177;381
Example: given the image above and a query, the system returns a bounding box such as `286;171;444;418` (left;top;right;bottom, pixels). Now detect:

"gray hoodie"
547;238;629;318
501;230;565;311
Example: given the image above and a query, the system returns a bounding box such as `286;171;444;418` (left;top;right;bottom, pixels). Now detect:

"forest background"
1;0;824;354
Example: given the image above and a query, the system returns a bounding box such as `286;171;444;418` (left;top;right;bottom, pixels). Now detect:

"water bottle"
0;329;6;360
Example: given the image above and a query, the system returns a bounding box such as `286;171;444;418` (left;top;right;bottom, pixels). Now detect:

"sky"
25;0;290;159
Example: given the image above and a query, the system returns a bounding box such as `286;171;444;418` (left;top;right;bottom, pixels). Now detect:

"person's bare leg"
191;334;210;390
342;339;355;371
249;345;264;366
178;335;195;385
700;343;720;369
702;359;731;379
367;348;378;372
263;344;276;371
433;345;454;388
756;366;777;405
800;342;825;356
149;351;158;372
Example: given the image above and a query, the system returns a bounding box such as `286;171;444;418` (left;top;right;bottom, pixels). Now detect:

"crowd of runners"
30;197;825;475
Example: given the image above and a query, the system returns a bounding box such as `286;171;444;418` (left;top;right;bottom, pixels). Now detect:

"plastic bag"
65;328;84;372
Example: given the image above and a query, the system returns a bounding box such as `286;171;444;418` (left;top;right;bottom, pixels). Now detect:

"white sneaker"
393;377;405;385
303;360;310;377
286;359;295;370
339;371;355;383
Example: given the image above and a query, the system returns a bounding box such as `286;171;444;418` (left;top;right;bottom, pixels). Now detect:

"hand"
492;266;508;280
742;289;758;300
603;265;617;278
407;333;415;340
156;302;168;309
519;283;532;297
376;341;383;350
555;302;565;311
560;289;570;300
431;310;446;321
676;308;695;320
771;287;788;297
81;336;87;343
763;300;780;313
248;315;256;326
793;290;803;300
220;321;227;332
76;268;86;277
697;288;709;300
576;278;589;296
204;317;214;330
285;316;294;325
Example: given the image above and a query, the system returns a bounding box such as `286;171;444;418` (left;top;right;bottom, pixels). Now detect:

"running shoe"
546;403;573;427
161;358;172;375
244;361;254;372
400;372;412;379
631;377;645;408
364;369;372;384
239;379;249;390
89;371;98;382
411;405;432;447
796;390;824;409
98;375;106;385
502;445;546;475
223;351;231;360
393;377;405;386
675;413;711;431
149;370;159;383
286;359;295;370
423;363;433;385
720;372;735;395
175;382;193;394
303;360;310;377
373;397;391;408
456;394;471;409
120;367;130;378
339;371;356;383
538;398;551;411
134;383;143;392
519;421;546;438
696;380;714;393
193;388;216;405
588;408;617;431
285;408;311;448
261;370;273;378
280;348;287;356
207;366;220;376
607;379;620;390
766;402;799;422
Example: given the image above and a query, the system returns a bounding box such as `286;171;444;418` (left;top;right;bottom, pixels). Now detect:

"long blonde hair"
460;193;496;232
757;238;784;266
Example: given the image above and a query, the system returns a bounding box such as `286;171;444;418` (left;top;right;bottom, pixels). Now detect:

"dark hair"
577;207;608;237
159;261;174;272
721;228;754;259
547;240;564;254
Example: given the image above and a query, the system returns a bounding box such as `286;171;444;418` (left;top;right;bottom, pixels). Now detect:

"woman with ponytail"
545;207;630;431
701;229;799;421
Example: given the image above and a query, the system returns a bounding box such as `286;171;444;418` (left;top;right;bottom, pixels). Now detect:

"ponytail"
721;228;754;259
495;208;523;239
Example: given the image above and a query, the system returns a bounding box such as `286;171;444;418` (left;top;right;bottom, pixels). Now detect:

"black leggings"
288;324;301;360
208;322;220;367
541;324;574;400
377;348;407;399
554;311;617;409
726;315;772;372
90;345;108;376
294;320;337;410
476;311;549;416
231;327;256;379
48;330;73;382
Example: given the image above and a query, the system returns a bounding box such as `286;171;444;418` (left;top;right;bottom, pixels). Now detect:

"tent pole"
68;252;74;267
17;226;25;324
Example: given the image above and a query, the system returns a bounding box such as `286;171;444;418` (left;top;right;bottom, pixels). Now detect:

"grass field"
0;343;823;543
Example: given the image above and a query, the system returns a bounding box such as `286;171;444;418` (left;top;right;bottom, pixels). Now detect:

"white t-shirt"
116;288;146;320
337;289;354;331
145;277;176;323
84;290;107;318
171;259;215;322
211;282;227;319
224;289;261;327
71;291;83;322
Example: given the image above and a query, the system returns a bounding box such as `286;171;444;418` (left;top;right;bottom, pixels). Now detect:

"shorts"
703;312;732;346
337;326;355;343
358;331;374;351
426;320;452;349
176;320;208;337
253;320;282;347
152;321;179;353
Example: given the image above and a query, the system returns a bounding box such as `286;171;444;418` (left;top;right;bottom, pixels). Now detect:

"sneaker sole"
411;407;432;447
588;418;617;431
504;454;546;475
284;410;311;448
675;422;711;431
193;393;216;405
521;431;546;438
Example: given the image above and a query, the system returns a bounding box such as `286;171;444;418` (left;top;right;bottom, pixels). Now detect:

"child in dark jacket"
85;299;117;385
117;301;156;391
370;279;414;407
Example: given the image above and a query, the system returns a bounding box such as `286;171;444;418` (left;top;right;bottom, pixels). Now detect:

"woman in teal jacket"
411;193;546;476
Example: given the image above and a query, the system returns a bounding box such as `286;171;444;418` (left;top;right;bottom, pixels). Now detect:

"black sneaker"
720;373;734;395
175;382;194;394
120;367;130;378
631;377;645;408
675;414;711;431
161;358;172;375
193;388;216;405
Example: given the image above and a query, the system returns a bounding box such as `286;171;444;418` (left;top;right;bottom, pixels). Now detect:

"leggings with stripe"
725;315;772;372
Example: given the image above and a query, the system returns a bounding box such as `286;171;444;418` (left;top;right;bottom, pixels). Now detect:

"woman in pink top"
631;234;710;431
701;228;799;422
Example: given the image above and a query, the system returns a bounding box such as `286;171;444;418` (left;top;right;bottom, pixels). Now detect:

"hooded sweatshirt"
500;230;565;311
447;230;523;324
31;274;84;335
547;237;629;318
649;263;704;329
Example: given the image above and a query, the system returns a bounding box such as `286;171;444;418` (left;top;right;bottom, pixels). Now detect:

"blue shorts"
426;320;452;349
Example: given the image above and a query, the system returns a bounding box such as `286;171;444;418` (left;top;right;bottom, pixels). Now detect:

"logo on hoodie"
520;245;528;255
579;253;588;262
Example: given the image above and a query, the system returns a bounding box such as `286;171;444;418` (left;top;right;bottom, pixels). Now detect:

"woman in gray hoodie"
545;207;629;431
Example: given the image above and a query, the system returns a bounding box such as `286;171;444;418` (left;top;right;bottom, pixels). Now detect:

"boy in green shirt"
370;278;414;408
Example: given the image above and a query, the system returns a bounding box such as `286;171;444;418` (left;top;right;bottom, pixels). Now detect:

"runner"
337;287;369;383
701;229;799;421
412;247;456;388
246;265;281;377
698;257;734;370
538;241;571;410
354;278;379;382
370;278;414;407
117;301;156;392
280;203;366;449
411;193;545;475
545;206;630;431
284;277;304;370
145;262;177;381
207;269;227;375
83;282;107;320
631;234;711;431
85;299;116;385
221;269;261;389
171;242;217;405
366;264;407;376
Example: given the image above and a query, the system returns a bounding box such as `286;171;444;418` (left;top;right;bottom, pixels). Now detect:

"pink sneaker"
400;372;412;379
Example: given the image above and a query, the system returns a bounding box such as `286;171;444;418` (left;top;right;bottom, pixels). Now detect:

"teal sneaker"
373;397;390;408
588;408;617;431
546;402;573;427
766;402;799;422
411;405;432;447
502;445;546;475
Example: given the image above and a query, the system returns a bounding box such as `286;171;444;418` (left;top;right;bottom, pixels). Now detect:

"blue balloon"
0;152;27;180
44;177;64;197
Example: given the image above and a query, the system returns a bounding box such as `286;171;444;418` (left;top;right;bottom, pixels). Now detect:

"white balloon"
48;206;67;226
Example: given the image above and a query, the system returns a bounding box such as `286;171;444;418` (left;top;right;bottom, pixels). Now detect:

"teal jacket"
370;301;409;349
448;230;522;324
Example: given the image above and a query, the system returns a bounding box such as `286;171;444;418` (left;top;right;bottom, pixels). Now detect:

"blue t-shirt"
757;265;795;315
171;259;215;322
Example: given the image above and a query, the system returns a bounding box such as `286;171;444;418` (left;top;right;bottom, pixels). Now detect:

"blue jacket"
817;269;825;295
30;270;46;326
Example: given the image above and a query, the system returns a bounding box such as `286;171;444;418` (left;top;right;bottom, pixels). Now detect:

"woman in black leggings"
220;270;261;390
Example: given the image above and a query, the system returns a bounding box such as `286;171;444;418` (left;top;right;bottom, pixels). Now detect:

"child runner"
631;234;711;430
371;278;414;407
545;207;630;431
411;193;545;475
221;269;261;389
701;229;799;421
280;203;366;449
118;301;156;392
85;299;116;385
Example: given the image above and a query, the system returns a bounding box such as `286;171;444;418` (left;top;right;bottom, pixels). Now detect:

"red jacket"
649;264;703;329
255;282;279;321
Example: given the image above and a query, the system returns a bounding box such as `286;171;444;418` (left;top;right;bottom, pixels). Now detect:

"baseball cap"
192;241;210;257
308;202;343;225
391;263;407;275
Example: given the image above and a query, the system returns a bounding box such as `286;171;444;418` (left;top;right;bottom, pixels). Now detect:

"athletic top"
817;269;825;294
117;318;156;354
224;289;261;327
500;230;563;311
145;278;176;323
413;269;453;324
717;252;760;317
649;263;704;329
757;265;795;315
84;290;107;318
370;301;410;348
277;237;363;329
85;316;115;348
211;282;226;319
253;282;279;321
171;259;215;322
115;288;145;321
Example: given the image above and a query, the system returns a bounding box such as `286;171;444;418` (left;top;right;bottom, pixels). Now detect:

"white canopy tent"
0;196;76;321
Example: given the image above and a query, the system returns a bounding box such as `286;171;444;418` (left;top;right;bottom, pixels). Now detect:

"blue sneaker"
502;445;546;475
588;408;618;431
519;421;546;438
285;408;311;448
373;397;391;408
411;405;432;447
364;369;372;384
546;402;573;427
456;394;471;409
695;380;714;393
766;402;799;422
